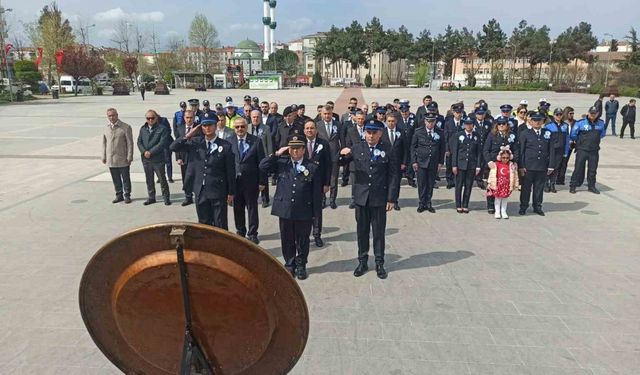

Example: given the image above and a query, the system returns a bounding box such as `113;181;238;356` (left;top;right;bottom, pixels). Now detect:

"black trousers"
328;161;340;201
233;184;259;237
279;218;312;270
520;170;546;210
109;166;131;198
196;197;228;229
556;155;571;184
355;204;387;264
143;161;169;199
261;183;270;203
342;164;351;184
163;147;173;180
570;150;599;189
179;164;194;199
312;211;323;238
546;150;563;187
476;164;488;183
454;169;475;208
417;167;437;206
620;121;635;138
445;153;454;185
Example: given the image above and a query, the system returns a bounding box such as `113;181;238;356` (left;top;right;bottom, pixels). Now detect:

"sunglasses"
568;112;575;115
235;125;247;129
146;117;156;120
518;111;526;114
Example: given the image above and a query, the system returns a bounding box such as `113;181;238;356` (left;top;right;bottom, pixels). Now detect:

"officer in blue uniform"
259;134;322;280
569;106;606;194
451;117;481;213
201;100;216;118
473;106;493;189
170;115;236;228
338;120;400;279
411;113;445;213
444;105;465;189
188;98;203;125
544;108;571;193
172;101;187;131
483;116;519;213
518;111;555;216
496;104;519;135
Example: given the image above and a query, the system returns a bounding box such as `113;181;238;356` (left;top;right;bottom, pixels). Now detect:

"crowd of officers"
102;94;611;280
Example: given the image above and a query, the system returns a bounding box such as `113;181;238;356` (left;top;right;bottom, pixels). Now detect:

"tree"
111;20;131;53
457;28;478;86
14;61;42;90
123;56;139;90
524;26;551;81
343;20;367;79
262;49;299;76
387;25;413;84
509;20;533;84
477;19;507;86
188;14;219;75
61;46;105;95
437;25;463;79
363;17;386;75
554;22;598;84
312;71;322;87
610;39;619;52
620;28;640;68
32;2;75;86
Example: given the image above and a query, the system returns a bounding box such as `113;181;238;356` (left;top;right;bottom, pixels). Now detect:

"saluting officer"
451;117;482;213
443;105;465;189
304;120;332;247
544;108;571;193
569;106;606;194
339;120;400;279
381;113;409;211
259;135;322;280
411;113;445;213
518;111;555;216
170;114;236;228
316;105;344;209
483;116;519;214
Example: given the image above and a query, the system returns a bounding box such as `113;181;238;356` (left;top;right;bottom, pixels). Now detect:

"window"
373;64;376;69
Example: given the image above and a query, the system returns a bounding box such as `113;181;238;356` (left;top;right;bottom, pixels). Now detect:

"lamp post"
85;24;96;49
0;5;13;102
604;33;613;89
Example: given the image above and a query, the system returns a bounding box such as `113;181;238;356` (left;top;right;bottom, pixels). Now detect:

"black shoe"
341;180;349;187
632;136;636;139
262;200;270;208
569;187;577;194
550;185;557;193
394;203;400;211
488;208;495;214
426;205;436;213
556;181;565;185
295;266;308;280
322;199;327;209
181;198;193;206
286;266;296;277
248;236;260;245
112;196;124;204
143;199;156;206
534;209;545;216
620;135;624;139
544;185;551;193
124;196;132;204
353;261;368;277
314;237;324;247
168;178;175;183
588;187;601;195
376;264;387;279
408;181;417;188
271;179;277;186
518;209;526;215
446;183;455;189
330;200;337;209
164;199;172;206
417;205;425;213
349;202;356;209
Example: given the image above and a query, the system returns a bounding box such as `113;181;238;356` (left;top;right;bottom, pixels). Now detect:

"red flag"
55;50;64;73
35;48;43;68
5;43;13;55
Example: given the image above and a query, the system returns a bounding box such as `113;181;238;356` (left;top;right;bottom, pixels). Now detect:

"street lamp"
0;6;13;102
604;33;613;89
85;24;96;48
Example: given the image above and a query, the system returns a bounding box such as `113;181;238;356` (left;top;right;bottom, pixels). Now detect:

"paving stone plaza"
1;88;639;374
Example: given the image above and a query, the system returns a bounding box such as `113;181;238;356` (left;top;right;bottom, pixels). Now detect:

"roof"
237;39;260;50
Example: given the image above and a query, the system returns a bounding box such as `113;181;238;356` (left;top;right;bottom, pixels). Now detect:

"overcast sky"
3;0;638;50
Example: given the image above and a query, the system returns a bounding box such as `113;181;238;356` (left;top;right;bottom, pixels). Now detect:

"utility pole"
604;33;613;89
0;3;13;102
430;39;436;90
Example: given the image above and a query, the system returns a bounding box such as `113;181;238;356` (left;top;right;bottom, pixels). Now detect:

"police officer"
411;113;445;213
201;100;216;117
518;111;555;216
225;101;242;129
473;106;492;189
544;108;570;193
170;115;236;228
316;105;344;209
344;110;367;209
443;105;465;189
275;106;304;148
259;134;322;280
188;99;203;125
339;120;400;279
569;106;606;194
303;120;332;247
398;102;417;187
496;104;519;135
172;101;187;131
451;117;482;213
483;116;519;214
382;113;408;211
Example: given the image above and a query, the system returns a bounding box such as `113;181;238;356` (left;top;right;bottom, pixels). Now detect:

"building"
227;39;263;75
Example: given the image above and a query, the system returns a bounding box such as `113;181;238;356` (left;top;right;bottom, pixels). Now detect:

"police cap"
364;119;385;131
200;112;218;125
188;99;199;106
287;134;306;147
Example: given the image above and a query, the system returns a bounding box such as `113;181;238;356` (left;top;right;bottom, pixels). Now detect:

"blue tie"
239;139;245;158
207;141;214;154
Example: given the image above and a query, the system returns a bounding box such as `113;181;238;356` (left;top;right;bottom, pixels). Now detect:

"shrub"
312;71;322;87
364;74;372;88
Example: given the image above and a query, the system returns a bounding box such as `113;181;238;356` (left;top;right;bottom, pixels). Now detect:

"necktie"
186;125;191;133
536;130;540;137
467;133;471;140
293;161;298;174
207;141;214;154
326;122;331;136
307;140;314;158
239;139;245;158
390;130;395;144
455;122;459;129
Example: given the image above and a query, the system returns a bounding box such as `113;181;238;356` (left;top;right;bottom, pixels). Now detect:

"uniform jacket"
259;155;321;221
451;131;481;170
410;126;445;169
274;121;304;148
544;121;571;158
305;137;333;187
316;119;344;162
170;136;236;201
483;131;520;166
102;120;134;168
172;110;186;130
266;113;283;135
228;134;267;188
137;123;170;163
519;128;555;171
339;141;400;207
444;117;464;153
570;118;606;152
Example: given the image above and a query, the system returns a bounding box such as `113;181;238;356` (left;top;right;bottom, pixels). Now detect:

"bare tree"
111;20;131;53
150;26;161;77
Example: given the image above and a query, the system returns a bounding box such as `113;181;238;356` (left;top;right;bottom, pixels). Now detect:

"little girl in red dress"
487;147;520;219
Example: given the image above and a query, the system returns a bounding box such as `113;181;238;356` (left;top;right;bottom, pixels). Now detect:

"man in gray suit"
316;105;343;209
250;109;274;207
102;108;134;204
137;109;171;205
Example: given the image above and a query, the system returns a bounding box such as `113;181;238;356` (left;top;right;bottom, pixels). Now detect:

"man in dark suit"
157;113;174;183
339;120;400;279
381;113;408;211
228;117;266;244
275;106;304;148
249;109;274;208
340;97;359;124
259;134;322;280
414;95;433;125
170;115;236;228
316;105;343;209
304;120;332;247
266;102;283;135
519;111;555;216
443;105;464;189
137;110;171;205
173;109;197;206
411;113;445;213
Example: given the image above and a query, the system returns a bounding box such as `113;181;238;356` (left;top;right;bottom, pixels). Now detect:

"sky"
3;0;639;50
